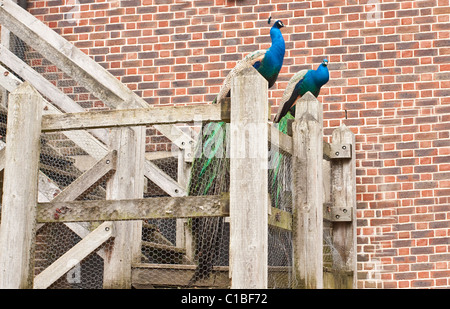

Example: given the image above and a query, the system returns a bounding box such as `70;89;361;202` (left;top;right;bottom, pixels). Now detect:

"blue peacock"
274;58;330;123
269;59;330;216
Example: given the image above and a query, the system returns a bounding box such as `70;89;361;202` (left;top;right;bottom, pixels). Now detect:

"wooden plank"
36;194;230;222
0;146;5;171
51;150;117;203
33;221;114;289
323;141;352;160
103;126;144;289
176;148;194;260
268;207;292;231
131;264;291;289
144;160;187;197
291;92;324;289
229;66;268;289
41;103;231;132
0;62;109;160
132;263;230;288
268;123;293;154
329;124;357;288
0;45;85;114
0;82;43;288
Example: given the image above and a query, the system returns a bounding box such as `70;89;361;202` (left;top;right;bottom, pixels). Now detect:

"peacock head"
273;20;285;29
268;16;285;29
322;59;329;67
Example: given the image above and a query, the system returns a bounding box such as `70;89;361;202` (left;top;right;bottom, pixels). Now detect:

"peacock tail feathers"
212;49;267;105
270;112;294;210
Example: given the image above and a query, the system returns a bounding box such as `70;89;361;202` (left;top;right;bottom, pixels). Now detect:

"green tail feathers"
187;112;294;202
188;121;229;197
271;112;294;209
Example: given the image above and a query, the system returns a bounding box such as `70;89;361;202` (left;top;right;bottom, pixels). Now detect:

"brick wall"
24;0;450;288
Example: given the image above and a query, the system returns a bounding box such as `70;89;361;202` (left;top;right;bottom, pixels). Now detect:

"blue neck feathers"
312;63;329;87
269;26;285;60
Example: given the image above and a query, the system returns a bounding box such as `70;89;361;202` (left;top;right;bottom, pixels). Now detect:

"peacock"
274;59;329;123
269;59;330;215
186;18;286;286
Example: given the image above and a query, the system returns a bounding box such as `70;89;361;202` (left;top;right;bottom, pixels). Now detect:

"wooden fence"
0;0;356;289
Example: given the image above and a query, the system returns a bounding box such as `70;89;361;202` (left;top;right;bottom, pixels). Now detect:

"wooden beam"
229;66;268;289
37;194;230;223
291;92;324;289
51;150;117;203
103;126;145;289
323;141;352;160
33;221;114;289
132;263;230;288
0;45;85;114
41;103;231;132
328;124;357;288
131;264;291;289
268;123;293;155
0;146;5;171
268;207;292;231
0;82;43;288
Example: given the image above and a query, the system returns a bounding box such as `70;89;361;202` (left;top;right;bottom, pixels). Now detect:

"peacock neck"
312;64;329;87
269;28;285;59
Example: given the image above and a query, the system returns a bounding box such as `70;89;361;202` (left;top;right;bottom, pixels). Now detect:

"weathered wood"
268;207;292;231
37;194;230;222
291;92;324;289
176;148;194;262
268;123;293;155
323;141;352;160
323;267;354;289
131;264;291;289
0;82;42;288
229;66;268;289
329;124;357;288
101;127;143;289
0;146;5;171
51;151;117;203
33;221;114;289
132;263;230;288
41;103;231;132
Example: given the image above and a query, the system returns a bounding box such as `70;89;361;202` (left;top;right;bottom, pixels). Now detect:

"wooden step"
141;241;187;265
131;263;292;289
131;263;230;289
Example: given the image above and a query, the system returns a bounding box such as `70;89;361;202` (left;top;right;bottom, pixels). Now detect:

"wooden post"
292;92;324;289
229;66;268;288
0;82;43;288
103;126;145;288
329;124;357;288
176;149;194;260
